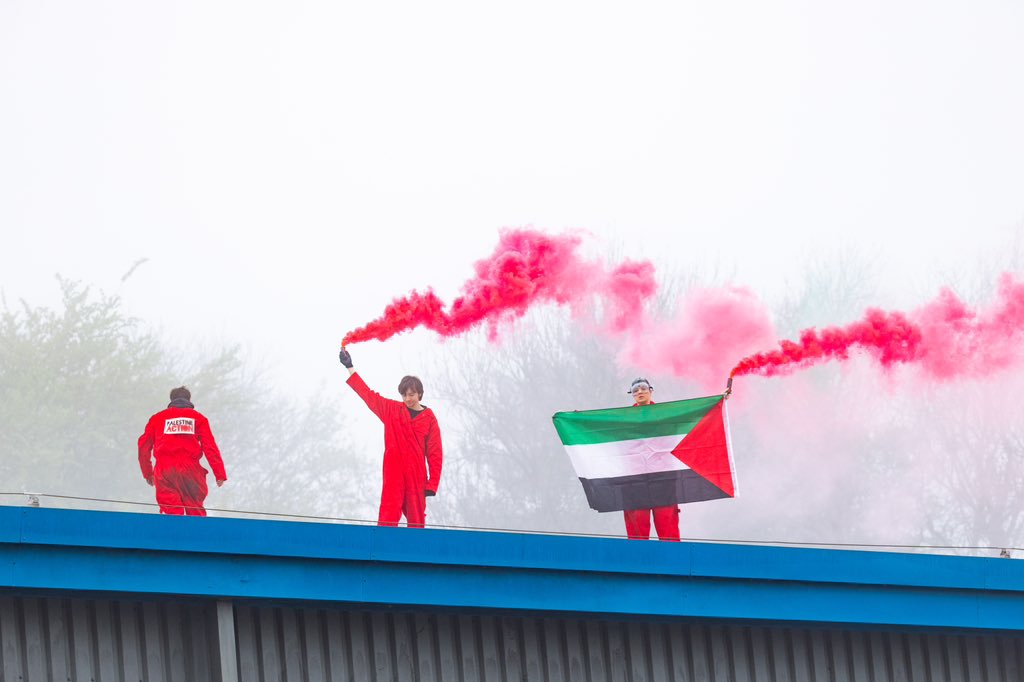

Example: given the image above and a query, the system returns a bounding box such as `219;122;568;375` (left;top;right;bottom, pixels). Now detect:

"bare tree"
0;278;373;521
426;310;633;534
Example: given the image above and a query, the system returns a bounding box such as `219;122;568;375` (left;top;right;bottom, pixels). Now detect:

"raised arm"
345;372;393;421
340;346;393;420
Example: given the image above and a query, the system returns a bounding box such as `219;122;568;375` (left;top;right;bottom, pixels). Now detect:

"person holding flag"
339;346;443;528
622;378;681;541
552;378;737;540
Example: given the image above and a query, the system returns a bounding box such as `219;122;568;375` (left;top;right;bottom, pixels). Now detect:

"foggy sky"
3;1;1024;547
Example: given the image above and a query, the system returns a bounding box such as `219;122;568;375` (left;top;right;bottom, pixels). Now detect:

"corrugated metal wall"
2;593;1024;681
233;602;1024;682
0;594;219;682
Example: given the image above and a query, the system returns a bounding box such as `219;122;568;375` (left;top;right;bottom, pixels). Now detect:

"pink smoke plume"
621;286;778;390
731;273;1024;381
341;229;657;346
343;227;1024;386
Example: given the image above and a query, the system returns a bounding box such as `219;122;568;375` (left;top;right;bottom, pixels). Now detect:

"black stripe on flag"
579;470;730;513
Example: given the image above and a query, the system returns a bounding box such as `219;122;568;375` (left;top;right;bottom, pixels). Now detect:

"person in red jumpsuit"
339;346;443;528
138;386;227;516
622;377;681;541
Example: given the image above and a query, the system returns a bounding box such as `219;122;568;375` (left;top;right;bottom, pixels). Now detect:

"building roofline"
3;506;1024;631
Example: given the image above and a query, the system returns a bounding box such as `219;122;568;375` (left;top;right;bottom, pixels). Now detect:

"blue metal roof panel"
4;506;1024;631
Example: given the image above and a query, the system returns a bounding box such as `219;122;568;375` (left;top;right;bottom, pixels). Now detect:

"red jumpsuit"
138;402;226;516
347;372;443;528
623;399;681;541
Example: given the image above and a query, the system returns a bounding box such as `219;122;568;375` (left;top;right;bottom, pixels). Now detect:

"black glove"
338;348;353;368
424;489;436;497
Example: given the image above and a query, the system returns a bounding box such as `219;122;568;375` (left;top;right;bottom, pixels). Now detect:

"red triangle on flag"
670;399;735;497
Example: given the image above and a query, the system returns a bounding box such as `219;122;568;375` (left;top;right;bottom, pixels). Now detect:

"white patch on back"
164;418;196;435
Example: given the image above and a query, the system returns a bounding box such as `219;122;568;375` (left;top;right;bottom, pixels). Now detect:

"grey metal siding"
3;593;1024;681
0;594;219;682
232;603;1024;682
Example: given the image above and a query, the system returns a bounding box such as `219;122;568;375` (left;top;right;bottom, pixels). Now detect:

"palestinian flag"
552;396;736;513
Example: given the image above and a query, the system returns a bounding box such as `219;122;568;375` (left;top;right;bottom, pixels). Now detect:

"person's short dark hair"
170;386;191;402
398;375;424;399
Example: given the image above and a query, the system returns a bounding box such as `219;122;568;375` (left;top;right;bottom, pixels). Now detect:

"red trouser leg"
623;508;652;540
154;465;208;516
652;505;680;541
378;461;427;528
378;474;404;527
400;464;427;528
403;487;426;528
155;485;186;515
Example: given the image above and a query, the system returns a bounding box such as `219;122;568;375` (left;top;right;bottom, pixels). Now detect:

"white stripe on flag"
563;434;690;480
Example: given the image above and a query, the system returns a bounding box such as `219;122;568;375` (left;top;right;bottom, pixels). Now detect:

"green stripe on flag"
552;395;723;446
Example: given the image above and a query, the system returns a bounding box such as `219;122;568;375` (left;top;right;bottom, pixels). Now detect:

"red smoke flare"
343;226;1024;387
341;229;657;346
730;274;1024;381
730;309;922;377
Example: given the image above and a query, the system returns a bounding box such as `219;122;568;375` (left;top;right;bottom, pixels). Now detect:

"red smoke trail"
343;227;1024;385
730;274;1024;381
341;229;657;346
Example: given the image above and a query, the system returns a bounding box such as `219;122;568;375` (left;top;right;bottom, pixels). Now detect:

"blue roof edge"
3;506;1024;631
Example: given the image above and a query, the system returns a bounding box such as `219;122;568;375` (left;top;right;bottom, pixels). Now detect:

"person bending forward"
138;386;227;516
